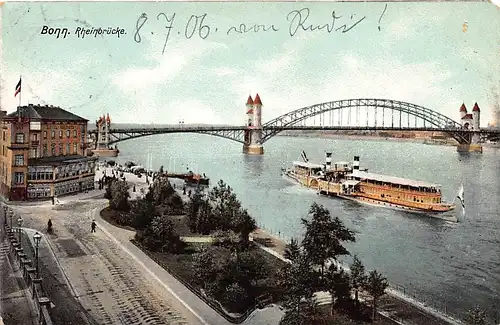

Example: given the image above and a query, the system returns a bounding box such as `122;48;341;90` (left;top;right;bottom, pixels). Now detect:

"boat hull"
335;194;457;222
92;148;119;157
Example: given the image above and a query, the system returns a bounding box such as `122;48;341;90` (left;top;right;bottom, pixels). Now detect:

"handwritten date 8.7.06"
134;12;212;54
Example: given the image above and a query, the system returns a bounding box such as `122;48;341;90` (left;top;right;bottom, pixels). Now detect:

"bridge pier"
243;144;264;155
456;144;483;153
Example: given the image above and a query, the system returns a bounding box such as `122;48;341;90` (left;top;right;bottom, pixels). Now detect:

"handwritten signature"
133;6;379;54
287;8;366;37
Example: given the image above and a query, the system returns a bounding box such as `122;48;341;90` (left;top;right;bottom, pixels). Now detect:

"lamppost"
17;216;23;243
9;210;13;231
33;232;42;279
3;206;7;227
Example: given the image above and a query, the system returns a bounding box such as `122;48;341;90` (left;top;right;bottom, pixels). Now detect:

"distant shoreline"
276;132;457;146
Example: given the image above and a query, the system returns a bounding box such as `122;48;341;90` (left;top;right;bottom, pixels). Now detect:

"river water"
110;133;500;321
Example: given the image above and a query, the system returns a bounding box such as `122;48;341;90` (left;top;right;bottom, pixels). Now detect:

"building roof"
293;161;324;169
246;95;254;106
254;93;262;105
461;113;473;120
6;104;88;122
348;170;441;188
28;155;97;166
459;103;467;112
472;102;480;112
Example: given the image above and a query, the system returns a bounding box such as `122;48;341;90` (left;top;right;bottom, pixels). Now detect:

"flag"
301;150;309;162
14;78;21;97
456;184;465;209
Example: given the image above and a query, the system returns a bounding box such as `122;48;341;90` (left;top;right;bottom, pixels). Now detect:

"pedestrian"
91;220;96;233
47;219;53;233
51;196;55;205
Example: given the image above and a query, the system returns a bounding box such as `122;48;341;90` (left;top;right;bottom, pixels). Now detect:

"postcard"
0;2;499;325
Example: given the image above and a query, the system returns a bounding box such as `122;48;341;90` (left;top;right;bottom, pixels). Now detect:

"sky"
1;1;499;126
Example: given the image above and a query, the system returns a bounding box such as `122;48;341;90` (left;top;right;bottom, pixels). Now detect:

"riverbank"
251;229;459;325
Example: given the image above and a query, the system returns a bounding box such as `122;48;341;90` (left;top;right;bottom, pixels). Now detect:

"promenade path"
2;166;284;325
0;232;38;325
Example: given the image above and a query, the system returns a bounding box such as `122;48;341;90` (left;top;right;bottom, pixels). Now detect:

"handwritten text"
133;6;382;54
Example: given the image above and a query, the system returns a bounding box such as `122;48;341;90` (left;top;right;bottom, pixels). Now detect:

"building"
0;104;97;201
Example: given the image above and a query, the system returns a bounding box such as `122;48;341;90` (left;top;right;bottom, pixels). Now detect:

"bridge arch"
89;127;246;146
261;98;467;143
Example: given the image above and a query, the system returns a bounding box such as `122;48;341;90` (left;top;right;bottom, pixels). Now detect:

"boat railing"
359;182;442;197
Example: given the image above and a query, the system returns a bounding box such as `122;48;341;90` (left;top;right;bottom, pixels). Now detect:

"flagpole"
19;75;22;108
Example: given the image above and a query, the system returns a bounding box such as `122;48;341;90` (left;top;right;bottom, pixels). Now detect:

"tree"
231;209;257;249
301;203;355;278
165;192;184;214
135;216;185;253
151;177;175;206
186;186;206;232
192;246;224;290
130;198;156;229
465;306;487;325
324;264;351;318
284;238;301;262
212;230;241;252
364;270;389;321
349;255;367;306
234;250;270;289
109;180;130;211
278;253;317;324
222;283;249;312
208;180;243;230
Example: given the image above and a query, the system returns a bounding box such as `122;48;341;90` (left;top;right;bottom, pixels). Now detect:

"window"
73;143;78;154
14;154;24;166
14;172;24;184
73;130;77;138
58;143;63;155
43;144;48;156
51;143;56;156
59;130;63;138
66;143;70;154
43;131;47;139
15;133;25;144
66;130;70;138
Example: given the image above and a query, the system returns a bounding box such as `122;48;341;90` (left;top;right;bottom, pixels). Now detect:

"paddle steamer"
282;152;457;221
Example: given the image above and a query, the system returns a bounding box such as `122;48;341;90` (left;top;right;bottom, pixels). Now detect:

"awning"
343;180;360;187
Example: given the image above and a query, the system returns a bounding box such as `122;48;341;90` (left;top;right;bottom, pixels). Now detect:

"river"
109;133;500;322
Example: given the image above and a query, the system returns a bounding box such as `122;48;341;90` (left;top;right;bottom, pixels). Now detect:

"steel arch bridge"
90;98;487;146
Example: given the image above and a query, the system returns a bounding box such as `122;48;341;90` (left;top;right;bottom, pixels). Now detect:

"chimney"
353;156;360;171
325;152;332;169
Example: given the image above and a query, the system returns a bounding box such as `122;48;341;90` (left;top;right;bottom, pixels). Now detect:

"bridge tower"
243;93;264;155
457;103;483;153
95;113;111;150
472;102;481;144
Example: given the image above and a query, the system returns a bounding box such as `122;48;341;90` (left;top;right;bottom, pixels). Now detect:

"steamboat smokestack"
325;152;332;169
353;156;360;171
